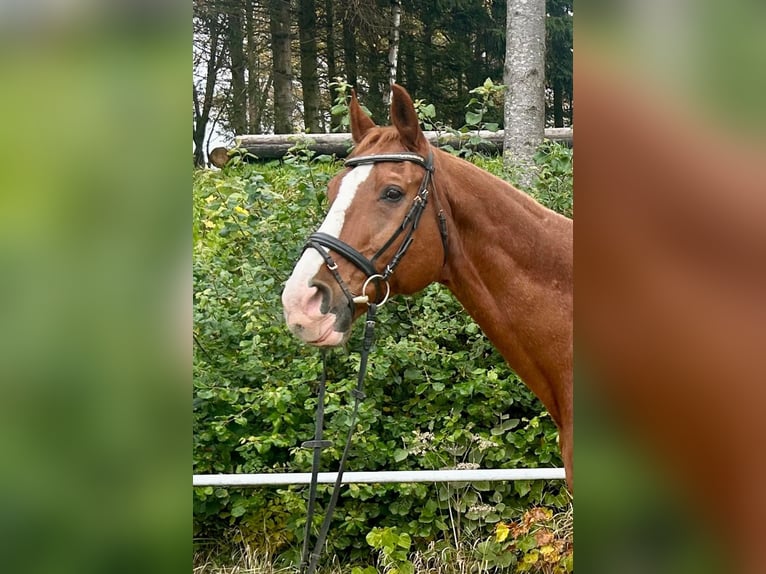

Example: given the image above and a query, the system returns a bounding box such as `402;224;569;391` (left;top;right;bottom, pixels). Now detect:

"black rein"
298;150;448;574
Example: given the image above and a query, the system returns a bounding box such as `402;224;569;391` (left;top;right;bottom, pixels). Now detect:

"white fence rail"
193;468;565;487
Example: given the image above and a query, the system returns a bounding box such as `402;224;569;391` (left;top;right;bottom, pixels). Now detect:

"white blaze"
283;164;373;303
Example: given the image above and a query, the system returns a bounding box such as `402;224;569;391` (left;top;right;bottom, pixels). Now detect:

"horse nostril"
310;280;332;314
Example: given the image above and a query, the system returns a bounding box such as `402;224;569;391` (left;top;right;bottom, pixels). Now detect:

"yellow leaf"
540;544;556;556
523;550;539;564
234;206;248;216
495;522;510;542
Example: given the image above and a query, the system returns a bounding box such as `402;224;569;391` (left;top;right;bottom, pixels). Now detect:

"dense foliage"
193;141;572;571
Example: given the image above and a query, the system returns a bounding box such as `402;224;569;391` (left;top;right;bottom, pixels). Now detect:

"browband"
345;152;433;171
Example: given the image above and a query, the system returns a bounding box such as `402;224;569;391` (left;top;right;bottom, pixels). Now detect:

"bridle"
304;150;449;311
298;149;449;574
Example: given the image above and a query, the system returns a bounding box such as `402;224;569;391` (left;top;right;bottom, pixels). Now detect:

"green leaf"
465;111;482;126
393;448;409;462
397;532;411;549
514;480;532;498
366;529;381;547
403;368;420;381
491;418;520;435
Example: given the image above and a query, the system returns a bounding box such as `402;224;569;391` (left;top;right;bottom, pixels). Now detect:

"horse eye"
382;186;403;203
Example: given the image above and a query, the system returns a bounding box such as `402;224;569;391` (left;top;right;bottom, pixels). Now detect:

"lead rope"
300;303;378;574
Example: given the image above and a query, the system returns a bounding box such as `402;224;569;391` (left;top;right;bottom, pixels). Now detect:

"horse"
281;84;573;489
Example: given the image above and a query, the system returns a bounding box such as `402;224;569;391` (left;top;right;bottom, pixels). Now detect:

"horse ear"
390;84;428;153
349;89;376;143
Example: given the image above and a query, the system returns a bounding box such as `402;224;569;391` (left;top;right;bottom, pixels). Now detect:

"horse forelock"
350;126;410;157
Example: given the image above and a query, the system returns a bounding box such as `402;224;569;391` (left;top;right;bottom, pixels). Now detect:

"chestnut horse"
282;85;573;488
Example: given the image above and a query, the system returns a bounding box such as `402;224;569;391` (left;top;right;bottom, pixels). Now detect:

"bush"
193;143;572;570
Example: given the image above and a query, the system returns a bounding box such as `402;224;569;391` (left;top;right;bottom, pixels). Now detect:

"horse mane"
437;151;572;284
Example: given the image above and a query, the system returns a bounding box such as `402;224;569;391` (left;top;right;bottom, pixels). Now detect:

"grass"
193;502;573;574
193;546;344;574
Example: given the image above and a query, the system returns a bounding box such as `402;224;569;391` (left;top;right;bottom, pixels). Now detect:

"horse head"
282;85;449;346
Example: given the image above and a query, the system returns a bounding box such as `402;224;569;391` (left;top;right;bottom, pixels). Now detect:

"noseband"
304;150;449;309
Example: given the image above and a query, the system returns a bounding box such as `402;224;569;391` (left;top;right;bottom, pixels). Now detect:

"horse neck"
434;151;573;420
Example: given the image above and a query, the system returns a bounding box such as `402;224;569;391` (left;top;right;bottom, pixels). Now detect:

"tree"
226;3;248;135
324;0;341;130
269;0;294;134
245;0;272;133
193;0;224;166
342;13;358;90
546;0;573;127
503;0;546;189
298;0;322;132
191;0;572;147
386;0;402;104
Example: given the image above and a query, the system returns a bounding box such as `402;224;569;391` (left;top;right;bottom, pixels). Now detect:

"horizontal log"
232;128;572;161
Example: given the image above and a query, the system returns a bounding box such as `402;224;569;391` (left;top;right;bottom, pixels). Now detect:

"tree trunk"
325;0;340;131
342;15;357;88
298;0;321;133
234;128;572;159
453;72;464;129
245;0;262;134
252;74;273;133
366;48;384;122
227;5;248;135
386;0;402;104
269;0;294;134
193;12;222;167
423;20;434;93
553;78;564;127
468;35;482;90
193;84;206;167
503;0;546;190
402;31;418;94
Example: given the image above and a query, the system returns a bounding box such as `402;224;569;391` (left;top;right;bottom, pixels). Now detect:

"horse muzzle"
282;276;352;347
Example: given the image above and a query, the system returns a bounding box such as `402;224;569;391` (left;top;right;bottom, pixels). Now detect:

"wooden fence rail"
209;128;572;166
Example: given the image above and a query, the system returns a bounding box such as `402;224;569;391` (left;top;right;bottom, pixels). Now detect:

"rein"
299;303;377;574
298;150;448;574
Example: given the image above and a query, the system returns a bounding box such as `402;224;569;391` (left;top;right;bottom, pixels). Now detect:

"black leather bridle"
298;150;449;574
304;150;449;311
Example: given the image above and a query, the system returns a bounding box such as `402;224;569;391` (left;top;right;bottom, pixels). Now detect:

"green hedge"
193;144;572;569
